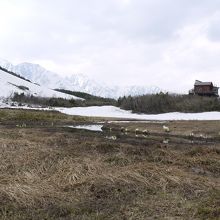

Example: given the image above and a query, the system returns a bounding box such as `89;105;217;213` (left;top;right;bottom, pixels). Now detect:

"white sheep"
105;135;117;140
189;132;194;137
163;125;170;133
163;139;169;144
121;127;125;132
143;129;149;135
21;123;26;128
199;134;208;139
112;136;117;140
16;123;26;128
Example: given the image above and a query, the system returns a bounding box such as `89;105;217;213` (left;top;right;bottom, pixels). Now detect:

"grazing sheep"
199;134;208;139
121;127;125;132
135;128;139;134
124;128;128;135
112;136;117;140
121;127;129;134
22;123;26;128
163;139;169;144
163;125;170;133
16;123;26;128
105;135;117;140
143;129;149;135
189;132;194;137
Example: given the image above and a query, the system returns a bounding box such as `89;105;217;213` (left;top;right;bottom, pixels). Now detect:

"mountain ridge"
0;58;162;98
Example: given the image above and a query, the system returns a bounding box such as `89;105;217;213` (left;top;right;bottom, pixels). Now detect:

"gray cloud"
1;0;220;92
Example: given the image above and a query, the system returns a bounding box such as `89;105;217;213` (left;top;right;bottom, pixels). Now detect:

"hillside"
0;67;83;101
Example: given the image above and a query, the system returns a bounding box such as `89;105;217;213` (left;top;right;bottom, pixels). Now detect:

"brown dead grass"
0;110;219;219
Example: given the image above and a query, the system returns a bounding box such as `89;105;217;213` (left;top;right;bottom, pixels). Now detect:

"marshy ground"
0;109;219;219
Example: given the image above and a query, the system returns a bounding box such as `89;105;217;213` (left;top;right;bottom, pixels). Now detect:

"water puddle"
67;124;103;132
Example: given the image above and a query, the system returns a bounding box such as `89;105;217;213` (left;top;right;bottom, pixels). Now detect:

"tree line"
117;93;220;114
12;91;116;108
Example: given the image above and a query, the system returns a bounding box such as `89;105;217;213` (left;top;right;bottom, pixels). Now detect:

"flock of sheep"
119;125;170;135
106;123;211;142
105;125;171;141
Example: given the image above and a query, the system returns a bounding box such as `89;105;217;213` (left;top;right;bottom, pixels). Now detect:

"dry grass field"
0;109;219;219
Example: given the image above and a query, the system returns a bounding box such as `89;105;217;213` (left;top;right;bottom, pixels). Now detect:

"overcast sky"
1;0;220;92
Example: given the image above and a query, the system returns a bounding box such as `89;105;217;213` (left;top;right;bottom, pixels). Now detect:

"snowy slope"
0;58;14;71
0;69;83;100
57;105;220;120
0;59;161;98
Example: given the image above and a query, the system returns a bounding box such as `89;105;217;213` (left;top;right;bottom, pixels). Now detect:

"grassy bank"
0;108;83;122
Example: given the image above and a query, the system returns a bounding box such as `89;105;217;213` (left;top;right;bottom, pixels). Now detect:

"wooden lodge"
189;80;219;97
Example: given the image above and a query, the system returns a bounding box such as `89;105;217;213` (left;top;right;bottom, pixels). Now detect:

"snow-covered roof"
194;80;213;86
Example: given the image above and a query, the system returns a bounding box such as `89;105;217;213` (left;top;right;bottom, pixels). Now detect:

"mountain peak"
0;58;14;71
1;59;162;98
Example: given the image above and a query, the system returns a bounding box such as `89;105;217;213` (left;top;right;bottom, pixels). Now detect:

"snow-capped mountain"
0;67;82;100
0;59;161;98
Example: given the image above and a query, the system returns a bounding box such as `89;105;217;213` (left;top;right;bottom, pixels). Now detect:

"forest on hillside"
12;91;116;107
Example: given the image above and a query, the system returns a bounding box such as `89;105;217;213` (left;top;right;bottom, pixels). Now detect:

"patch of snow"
56;105;220;121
